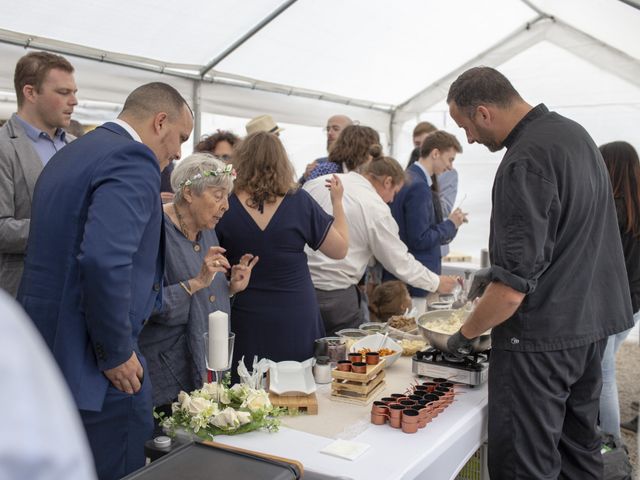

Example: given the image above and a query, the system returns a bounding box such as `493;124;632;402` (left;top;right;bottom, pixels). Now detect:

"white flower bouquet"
159;377;281;440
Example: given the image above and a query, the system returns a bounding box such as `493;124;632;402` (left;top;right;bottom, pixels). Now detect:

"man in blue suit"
18;82;193;480
385;131;467;314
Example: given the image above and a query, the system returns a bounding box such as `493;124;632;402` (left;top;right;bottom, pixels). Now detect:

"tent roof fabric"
1;0;638;123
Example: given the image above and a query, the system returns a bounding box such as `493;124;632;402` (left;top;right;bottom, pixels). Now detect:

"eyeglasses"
214;154;231;163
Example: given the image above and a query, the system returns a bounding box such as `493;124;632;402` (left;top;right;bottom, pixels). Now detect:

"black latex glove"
447;329;475;358
467;267;491;301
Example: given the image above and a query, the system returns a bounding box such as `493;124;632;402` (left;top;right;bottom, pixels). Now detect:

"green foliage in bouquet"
158;374;282;440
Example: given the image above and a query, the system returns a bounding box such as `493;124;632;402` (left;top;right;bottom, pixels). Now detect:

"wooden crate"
269;392;318;415
330;359;386;405
330;378;386;405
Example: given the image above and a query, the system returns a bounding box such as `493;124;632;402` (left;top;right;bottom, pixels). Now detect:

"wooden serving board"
269;392;318;415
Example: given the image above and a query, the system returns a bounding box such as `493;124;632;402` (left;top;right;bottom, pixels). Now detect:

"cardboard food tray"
123;441;302;480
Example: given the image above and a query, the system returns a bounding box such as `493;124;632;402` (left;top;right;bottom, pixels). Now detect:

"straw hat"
245;114;283;135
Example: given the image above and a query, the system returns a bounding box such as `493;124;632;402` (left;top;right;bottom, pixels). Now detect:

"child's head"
368;281;412;322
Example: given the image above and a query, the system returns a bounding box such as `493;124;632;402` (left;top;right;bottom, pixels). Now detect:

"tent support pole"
192;81;202;148
199;0;299;77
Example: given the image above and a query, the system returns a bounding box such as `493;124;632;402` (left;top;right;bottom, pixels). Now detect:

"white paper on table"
208;311;228;370
320;439;370;461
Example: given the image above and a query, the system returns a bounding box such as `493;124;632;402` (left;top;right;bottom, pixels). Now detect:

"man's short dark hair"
120;82;191;120
447;66;522;116
412;121;437;138
420;130;463;158
14;51;74;107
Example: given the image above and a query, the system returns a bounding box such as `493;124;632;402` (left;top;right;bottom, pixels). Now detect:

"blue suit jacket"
385;163;457;296
18;122;164;411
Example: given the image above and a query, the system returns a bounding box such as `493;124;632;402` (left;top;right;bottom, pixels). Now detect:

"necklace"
174;204;192;240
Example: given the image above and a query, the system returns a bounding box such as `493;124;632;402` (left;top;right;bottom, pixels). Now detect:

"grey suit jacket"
0;114;72;296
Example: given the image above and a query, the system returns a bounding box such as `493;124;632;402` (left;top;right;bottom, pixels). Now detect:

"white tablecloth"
216;357;488;480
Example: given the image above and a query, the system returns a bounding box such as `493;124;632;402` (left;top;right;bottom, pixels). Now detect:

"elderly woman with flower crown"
139;153;258;416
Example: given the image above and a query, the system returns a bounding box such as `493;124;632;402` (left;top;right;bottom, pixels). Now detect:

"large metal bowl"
417;309;491;354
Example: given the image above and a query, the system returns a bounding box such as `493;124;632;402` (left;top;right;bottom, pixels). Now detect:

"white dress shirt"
304;172;440;292
0;291;97;480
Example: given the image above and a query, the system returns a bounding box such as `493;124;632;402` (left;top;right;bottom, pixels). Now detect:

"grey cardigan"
139;213;231;406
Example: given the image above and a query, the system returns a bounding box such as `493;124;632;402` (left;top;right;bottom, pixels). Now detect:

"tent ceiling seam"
0;31;393;114
394;14;549;114
199;0;298;78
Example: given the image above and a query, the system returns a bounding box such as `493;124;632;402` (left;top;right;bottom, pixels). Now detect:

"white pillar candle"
208;310;229;371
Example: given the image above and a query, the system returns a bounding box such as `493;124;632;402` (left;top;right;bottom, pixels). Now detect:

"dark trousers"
488;340;607;480
315;285;363;336
80;377;154;480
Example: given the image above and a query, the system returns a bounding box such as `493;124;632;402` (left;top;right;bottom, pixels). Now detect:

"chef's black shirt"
488;104;634;351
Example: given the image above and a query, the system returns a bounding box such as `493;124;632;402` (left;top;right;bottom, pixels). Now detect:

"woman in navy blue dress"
216;132;348;368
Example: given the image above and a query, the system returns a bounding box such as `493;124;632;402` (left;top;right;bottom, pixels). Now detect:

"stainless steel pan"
416;309;491;354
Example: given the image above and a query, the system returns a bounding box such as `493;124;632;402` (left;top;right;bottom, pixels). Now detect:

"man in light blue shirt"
0;51;77;296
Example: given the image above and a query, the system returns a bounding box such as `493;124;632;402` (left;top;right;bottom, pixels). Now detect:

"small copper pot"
365;351;380;365
421;382;437;393
336;360;352;372
389;404;405;420
351;361;367;374
401;409;420;434
348;352;362;363
371;401;389;416
371;413;388;425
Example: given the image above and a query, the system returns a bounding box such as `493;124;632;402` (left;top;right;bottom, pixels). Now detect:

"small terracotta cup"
432;377;448;384
390;393;405;399
371;401;389;416
365;351;380;365
422;382;437;393
409;394;423;402
414;385;430;394
371;413;388;425
351;361;367;374
348;352;363;363
380;397;397;405
389;404;405;428
336;360;352;372
399;399;416;408
414;405;429;428
401;409;420;434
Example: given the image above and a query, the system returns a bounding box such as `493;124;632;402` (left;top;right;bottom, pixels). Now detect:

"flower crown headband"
178;163;237;190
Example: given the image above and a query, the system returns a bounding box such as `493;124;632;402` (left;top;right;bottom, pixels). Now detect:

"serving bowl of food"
350;333;402;367
417;308;491;354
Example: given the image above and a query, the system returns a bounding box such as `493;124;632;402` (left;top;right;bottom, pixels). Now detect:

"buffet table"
215;356;488;480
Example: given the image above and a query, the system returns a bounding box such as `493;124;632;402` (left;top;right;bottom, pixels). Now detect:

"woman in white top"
304;156;458;334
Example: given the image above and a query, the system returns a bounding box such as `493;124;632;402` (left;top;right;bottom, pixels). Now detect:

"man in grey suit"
0;51;77;296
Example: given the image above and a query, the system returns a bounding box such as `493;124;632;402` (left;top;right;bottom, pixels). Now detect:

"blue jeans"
599;310;639;438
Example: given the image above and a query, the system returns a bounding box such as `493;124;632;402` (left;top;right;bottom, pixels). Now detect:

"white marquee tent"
1;0;639;260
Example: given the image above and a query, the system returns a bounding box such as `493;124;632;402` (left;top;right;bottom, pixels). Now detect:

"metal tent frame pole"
199;0;298;77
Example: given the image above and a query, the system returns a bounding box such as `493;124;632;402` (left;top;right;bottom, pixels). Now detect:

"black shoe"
620;415;638;433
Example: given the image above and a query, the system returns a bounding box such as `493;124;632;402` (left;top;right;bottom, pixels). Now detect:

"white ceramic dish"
268;358;317;395
350;333;402;367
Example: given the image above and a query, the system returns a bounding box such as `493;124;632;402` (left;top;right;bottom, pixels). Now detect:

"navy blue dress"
216;190;332;368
